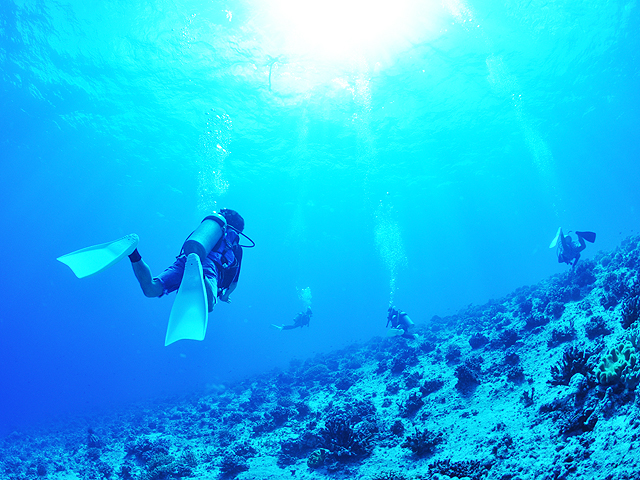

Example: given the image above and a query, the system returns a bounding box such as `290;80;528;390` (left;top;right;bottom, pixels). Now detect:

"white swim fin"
387;328;405;337
165;253;208;346
549;227;562;249
57;234;139;278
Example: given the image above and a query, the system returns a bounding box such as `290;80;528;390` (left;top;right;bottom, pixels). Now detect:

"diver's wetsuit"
387;306;415;339
557;233;586;267
282;309;312;330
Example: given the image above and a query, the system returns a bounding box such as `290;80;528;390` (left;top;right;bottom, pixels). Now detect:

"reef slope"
3;237;640;480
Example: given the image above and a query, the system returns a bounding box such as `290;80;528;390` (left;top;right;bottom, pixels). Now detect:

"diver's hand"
219;293;231;303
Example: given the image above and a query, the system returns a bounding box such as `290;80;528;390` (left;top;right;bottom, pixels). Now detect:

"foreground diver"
272;307;313;331
386;306;417;340
549;227;596;267
57;209;252;346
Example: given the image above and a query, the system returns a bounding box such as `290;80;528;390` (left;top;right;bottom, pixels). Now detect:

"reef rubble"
2;236;640;480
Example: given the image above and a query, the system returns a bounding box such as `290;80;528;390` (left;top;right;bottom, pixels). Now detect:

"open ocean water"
0;0;639;436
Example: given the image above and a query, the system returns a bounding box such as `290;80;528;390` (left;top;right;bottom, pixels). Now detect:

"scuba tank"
181;213;227;264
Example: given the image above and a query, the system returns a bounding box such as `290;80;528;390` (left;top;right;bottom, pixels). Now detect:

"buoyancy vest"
208;228;241;288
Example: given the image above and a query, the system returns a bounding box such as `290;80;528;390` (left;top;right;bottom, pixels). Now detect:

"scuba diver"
550;228;596;267
273;307;313;331
57;208;254;346
386;306;417;340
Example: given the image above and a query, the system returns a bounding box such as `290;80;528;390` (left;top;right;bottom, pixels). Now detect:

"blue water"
0;0;638;435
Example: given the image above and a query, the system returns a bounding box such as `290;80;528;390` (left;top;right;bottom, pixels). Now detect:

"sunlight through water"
255;0;448;64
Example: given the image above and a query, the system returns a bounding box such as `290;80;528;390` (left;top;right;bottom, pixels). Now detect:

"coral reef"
316;407;376;469
548;346;593;386
3;236;640;479
400;426;443;457
455;357;483;395
428;459;492;480
621;281;640;329
595;332;640;390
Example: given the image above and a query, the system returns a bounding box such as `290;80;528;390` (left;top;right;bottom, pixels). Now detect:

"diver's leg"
204;276;217;312
131;259;164;297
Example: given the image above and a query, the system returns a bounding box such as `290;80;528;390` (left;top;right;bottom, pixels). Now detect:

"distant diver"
550;227;596;267
273;307;313;331
57;209;254;346
386;306;417;340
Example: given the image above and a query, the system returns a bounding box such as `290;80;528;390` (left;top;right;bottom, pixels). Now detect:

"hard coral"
585;315;611;340
547;324;576;347
469;333;489;349
400;426;443;457
219;452;248;477
400;392;424;418
549;347;593;386
621;281;640;329
319;413;374;464
492;329;520;349
455;358;483;395
428;459;492;480
278;432;319;467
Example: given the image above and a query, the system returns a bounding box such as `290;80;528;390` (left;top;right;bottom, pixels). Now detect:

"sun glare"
262;0;444;63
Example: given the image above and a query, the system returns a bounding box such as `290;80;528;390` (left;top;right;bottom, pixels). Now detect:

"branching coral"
400;426;443;457
549;347;592;386
621;281;640;329
319;413;374;463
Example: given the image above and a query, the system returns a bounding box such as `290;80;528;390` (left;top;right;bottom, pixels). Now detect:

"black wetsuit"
557;234;586;267
282;310;311;330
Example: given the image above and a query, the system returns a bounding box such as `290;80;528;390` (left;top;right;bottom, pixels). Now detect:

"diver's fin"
549;227;562;249
271;324;283;331
387;328;405;337
57;234;139;278
165;253;208;346
576;231;596;243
